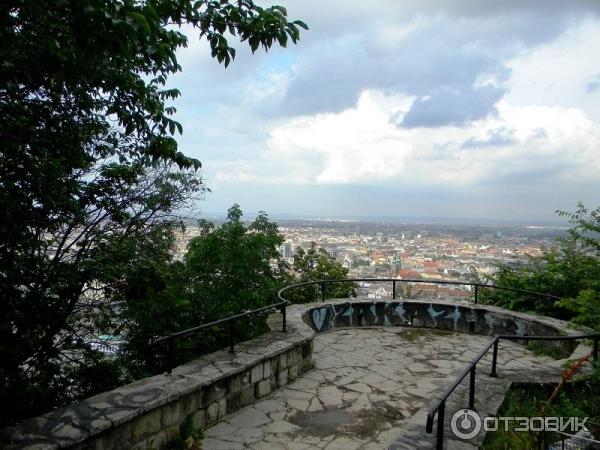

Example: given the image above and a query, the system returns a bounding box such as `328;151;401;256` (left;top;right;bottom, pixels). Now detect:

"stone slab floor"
201;328;561;450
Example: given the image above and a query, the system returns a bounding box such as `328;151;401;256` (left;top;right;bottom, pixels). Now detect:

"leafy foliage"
480;204;600;332
122;205;288;371
1;0;306;425
288;242;356;303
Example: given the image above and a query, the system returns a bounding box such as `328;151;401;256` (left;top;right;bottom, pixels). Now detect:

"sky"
170;0;600;223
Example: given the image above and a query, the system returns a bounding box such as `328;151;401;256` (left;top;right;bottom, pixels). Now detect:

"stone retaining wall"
0;320;315;450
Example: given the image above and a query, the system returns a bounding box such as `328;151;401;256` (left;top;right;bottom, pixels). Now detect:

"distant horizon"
192;209;569;227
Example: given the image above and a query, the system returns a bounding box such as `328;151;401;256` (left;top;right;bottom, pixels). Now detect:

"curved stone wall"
298;299;580;356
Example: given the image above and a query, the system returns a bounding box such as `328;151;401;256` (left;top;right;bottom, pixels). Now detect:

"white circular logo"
450;408;482;440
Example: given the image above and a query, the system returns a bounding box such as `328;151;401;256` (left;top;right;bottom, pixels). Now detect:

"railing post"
320;282;326;302
167;336;174;374
593;337;598;361
490;339;499;377
281;302;287;332
392;280;396;299
229;319;235;353
474;284;478;304
469;366;476;409
436;400;445;450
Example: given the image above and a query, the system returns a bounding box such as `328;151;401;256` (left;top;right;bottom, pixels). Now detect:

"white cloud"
248;91;600;186
505;17;600;121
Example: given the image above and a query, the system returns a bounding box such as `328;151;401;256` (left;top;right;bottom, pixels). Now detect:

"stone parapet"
0;314;314;450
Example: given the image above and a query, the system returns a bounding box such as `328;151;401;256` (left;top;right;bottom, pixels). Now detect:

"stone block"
255;380;271;399
201;381;226;406
289;363;298;381
115;422;133;448
285;350;295;366
250;364;263;384
240;386;254;407
269;374;278;392
132;409;161;441
227;392;241;414
278;353;287;370
302;341;312;359
206;403;219;424
145;431;167;450
227;374;241;394
180;393;199;417
217;398;227;419
278;368;288;386
263;360;272;378
301;356;314;372
161;401;180;428
241;370;251;386
192;410;206;430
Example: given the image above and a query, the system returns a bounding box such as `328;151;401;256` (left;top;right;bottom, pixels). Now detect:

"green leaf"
293;20;309;30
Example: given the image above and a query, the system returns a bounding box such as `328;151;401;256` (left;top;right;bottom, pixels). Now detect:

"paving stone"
264;420;299;434
201;327;572;450
324;436;363;449
317;385;343;408
231;408;270;428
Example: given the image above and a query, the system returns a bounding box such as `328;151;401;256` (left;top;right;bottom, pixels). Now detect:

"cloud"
461;127;517;148
399;85;505;128
168;2;600;219
586;74;600;92
254;91;600;187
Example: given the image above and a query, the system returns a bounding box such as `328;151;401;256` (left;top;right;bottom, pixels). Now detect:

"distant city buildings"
173;219;559;301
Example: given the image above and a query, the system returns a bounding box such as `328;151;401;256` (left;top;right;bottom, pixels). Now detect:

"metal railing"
425;334;599;450
155;300;288;373
149;277;599;448
277;277;561;305
277;279;598;449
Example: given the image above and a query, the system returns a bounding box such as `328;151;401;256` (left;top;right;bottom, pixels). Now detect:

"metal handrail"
277;277;561;304
155;300;289;373
425;333;599;449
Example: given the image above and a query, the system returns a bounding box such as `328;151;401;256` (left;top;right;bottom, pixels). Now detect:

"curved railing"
277;277;561;304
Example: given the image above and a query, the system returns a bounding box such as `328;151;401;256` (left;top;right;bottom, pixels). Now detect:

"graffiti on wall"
305;301;561;338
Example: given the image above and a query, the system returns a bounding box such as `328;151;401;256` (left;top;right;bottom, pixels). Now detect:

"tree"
289;242;356;303
121;205;289;371
481;204;600;332
1;0;306;425
185;204;287;320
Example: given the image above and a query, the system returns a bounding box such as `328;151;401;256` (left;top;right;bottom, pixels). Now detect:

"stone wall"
301;300;580;357
0;321;314;450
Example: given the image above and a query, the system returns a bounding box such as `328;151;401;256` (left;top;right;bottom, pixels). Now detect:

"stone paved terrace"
2;299;592;449
201;326;580;450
